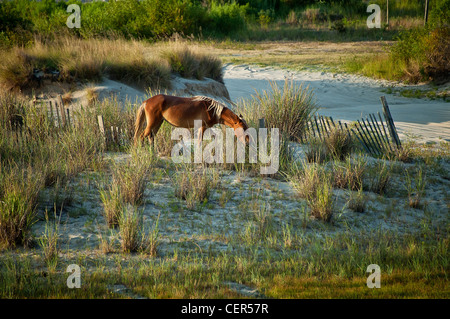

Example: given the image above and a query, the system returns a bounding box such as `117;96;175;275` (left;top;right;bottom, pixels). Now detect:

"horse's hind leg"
143;116;164;151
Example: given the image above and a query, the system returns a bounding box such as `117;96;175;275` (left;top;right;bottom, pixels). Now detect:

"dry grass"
0;165;44;249
235;79;317;141
332;156;366;191
173;165;219;210
0;36;224;93
159;41;223;83
324;127;354;161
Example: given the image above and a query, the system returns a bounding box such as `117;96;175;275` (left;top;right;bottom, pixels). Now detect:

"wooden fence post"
380;96;401;149
97;115;106;144
58;97;66;127
66;108;71;128
258;118;265;129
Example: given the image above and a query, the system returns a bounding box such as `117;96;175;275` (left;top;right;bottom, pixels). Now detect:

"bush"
207;2;248;36
389;0;450;84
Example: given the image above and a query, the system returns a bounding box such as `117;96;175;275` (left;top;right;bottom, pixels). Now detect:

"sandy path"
223;64;450;143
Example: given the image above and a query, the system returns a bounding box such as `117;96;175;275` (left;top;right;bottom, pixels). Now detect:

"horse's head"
234;114;251;145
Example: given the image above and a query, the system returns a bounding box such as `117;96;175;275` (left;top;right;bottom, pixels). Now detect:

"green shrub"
207;2;248;36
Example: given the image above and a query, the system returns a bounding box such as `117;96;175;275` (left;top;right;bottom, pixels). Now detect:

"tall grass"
0;36;224;92
100;144;155;228
288;161;334;222
160;41;223;83
0;165;44;249
0;90;111;248
172;164;219;210
236;79;317;141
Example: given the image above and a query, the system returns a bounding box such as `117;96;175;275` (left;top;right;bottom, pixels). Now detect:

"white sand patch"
223;64;450;143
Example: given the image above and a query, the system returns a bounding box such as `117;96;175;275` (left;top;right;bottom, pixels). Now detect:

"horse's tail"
134;102;146;144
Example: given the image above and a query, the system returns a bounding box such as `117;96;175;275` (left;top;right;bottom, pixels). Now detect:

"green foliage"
207;1;249;35
429;0;450;26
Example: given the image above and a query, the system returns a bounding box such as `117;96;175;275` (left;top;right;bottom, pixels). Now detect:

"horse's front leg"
196;125;206;148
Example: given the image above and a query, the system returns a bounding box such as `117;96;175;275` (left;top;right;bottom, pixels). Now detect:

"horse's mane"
191;96;226;120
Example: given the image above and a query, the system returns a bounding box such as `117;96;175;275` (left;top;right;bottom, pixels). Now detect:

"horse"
133;94;250;148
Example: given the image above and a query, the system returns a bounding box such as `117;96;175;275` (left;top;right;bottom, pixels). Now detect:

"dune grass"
235;79;318;141
0;36;224;92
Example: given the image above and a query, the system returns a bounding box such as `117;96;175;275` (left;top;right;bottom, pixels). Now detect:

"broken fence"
299;96;402;157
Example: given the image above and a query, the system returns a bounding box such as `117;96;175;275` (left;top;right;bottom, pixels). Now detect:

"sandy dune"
223;64;450;143
60;63;449;144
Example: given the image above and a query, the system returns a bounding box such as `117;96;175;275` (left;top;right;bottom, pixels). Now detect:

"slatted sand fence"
299;96;402;157
9;95;133;149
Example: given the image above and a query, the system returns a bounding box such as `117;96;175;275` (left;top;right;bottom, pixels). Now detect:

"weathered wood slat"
380;96;401;149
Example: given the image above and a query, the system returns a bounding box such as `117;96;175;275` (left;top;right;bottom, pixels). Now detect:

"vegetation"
235;79;318;141
0;37;224;92
0;0;448;301
0;82;448;298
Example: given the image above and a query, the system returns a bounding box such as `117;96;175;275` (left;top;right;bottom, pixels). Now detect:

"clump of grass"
366;161;391;195
324;127;354;161
332;156;366;191
392;144;413;163
236;79;317;141
100;145;155;227
347;188;367;213
160;42;223;83
0;165;44;249
119;205;143;253
118;206;160;255
38;210;60;271
405;166;427;208
305;138;328;164
309;178;333;222
99;182;123;228
289;161;334;222
114;146;154;205
140;212;160;257
173;165;219;210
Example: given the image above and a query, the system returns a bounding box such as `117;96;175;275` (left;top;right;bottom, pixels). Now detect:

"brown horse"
134;94;249;148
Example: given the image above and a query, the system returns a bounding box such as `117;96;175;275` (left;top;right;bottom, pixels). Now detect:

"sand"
223;64;450;143
29;66;449;269
57;62;449;144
